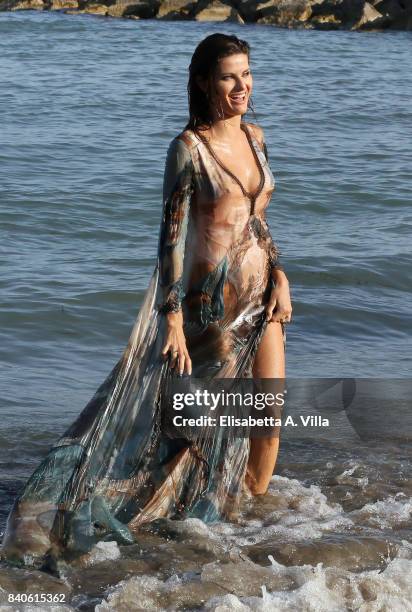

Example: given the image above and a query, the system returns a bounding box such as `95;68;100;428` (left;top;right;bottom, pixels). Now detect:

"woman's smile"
229;91;247;104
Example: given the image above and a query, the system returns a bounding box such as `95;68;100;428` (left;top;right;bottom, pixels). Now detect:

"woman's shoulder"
173;128;199;151
242;121;265;146
165;131;196;166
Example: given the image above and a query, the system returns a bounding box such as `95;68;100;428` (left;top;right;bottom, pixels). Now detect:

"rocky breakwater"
0;0;411;31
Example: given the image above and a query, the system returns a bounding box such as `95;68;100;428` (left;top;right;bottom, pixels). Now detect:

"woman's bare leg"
245;321;285;495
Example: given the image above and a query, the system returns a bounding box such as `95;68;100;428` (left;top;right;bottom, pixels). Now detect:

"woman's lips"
229;93;247;104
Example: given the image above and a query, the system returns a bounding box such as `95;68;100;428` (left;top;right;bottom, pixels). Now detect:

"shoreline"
1;0;411;32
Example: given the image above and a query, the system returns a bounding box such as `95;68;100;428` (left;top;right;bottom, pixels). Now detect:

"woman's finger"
265;300;276;322
169;347;179;369
161;341;171;359
271;310;292;323
185;352;192;375
178;353;185;376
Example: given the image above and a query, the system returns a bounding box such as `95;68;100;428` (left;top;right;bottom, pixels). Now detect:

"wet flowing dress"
2;122;285;570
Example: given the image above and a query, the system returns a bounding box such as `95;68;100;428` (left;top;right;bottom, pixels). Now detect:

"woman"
160;33;292;497
1;33;292;572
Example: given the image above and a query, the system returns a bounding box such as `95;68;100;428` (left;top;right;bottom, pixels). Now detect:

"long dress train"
1;121;286;570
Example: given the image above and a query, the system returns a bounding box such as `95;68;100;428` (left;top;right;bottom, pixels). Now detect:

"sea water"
0;11;411;610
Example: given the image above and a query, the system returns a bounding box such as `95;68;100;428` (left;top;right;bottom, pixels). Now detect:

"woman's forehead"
216;53;250;73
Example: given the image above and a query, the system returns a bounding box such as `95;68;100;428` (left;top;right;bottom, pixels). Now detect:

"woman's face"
207;53;253;119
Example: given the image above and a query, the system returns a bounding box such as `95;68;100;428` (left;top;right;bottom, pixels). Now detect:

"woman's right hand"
161;310;192;376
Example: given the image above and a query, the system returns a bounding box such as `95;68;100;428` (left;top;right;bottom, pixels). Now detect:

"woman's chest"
192;145;276;219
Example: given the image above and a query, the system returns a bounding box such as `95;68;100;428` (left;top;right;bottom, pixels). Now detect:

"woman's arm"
158;136;194;374
158;136;194;313
253;124;292;324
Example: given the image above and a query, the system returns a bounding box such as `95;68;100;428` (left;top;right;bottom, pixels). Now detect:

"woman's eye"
221;72;250;81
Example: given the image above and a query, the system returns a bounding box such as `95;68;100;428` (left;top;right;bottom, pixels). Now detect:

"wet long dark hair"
185;33;252;133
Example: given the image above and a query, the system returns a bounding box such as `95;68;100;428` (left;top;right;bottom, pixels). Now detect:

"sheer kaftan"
1;121;285;571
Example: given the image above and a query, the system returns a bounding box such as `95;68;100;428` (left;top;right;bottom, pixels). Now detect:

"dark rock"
374;0;404;16
82;3;108;13
2;0;44;8
122;0;160;17
195;0;244;21
232;0;262;21
157;0;198;19
358;0;412;27
256;0;313;25
51;0;78;9
0;0;411;30
310;0;365;27
351;0;382;26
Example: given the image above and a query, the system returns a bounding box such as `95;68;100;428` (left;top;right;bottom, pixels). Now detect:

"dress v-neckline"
196;123;265;209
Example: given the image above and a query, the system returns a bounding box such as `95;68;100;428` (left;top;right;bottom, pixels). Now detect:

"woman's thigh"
252;321;285;379
250;321;285;433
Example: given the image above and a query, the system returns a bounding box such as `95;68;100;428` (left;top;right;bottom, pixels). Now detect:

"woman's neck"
209;114;243;141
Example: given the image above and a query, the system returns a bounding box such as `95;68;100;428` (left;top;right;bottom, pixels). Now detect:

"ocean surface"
0;11;411;611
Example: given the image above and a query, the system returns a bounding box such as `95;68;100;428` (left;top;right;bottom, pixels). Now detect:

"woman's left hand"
265;279;293;324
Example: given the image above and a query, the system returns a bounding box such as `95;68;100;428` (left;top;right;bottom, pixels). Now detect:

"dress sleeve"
261;133;284;273
157;137;194;314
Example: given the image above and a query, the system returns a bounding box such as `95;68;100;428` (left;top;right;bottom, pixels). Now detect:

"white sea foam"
95;575;170;611
82;540;121;566
352;494;412;529
164;517;217;539
211;476;353;545
203;594;251;611
94;543;412;611
336;464;369;488
204;544;412;611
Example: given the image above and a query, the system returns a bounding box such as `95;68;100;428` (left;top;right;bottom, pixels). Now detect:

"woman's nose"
233;77;246;91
